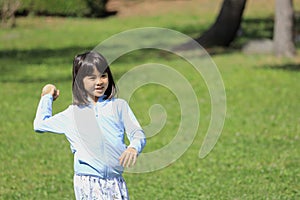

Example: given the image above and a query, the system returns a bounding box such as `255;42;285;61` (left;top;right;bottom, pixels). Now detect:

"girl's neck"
89;95;106;104
87;96;98;104
92;97;98;104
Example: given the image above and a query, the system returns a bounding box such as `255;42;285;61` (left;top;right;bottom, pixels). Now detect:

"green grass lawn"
1;2;300;199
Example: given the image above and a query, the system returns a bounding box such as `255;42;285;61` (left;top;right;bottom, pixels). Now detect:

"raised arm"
33;84;66;134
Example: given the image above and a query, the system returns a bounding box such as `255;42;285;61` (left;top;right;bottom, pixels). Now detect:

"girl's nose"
96;77;102;85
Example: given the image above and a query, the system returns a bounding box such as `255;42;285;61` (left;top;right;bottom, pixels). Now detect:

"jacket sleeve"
119;100;146;154
33;94;66;134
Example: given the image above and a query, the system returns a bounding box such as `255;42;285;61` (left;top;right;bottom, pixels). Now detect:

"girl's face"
83;67;109;103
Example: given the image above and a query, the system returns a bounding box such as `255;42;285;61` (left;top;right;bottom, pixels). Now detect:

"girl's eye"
101;73;108;78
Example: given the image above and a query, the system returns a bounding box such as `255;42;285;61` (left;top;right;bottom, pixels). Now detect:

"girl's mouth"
95;87;104;92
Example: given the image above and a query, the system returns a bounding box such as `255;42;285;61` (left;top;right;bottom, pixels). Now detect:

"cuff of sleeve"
128;138;146;155
43;93;53;100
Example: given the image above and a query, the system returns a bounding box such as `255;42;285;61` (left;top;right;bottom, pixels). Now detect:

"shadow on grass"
0;46;92;83
260;63;300;72
0;74;73;84
167;16;275;55
170;15;300;58
0;46;93;65
240;17;274;39
0;45;133;83
171;16;274;42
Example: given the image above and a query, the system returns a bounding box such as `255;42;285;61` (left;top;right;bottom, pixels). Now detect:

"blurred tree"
0;0;20;28
273;0;296;57
195;0;247;48
177;0;296;58
174;0;247;50
85;0;115;17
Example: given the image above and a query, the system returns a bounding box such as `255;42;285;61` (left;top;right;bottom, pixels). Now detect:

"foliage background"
3;0;109;17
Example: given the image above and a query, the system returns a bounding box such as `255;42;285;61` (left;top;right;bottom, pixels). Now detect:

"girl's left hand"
119;147;138;168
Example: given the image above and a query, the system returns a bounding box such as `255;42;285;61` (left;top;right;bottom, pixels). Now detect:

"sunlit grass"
0;1;300;199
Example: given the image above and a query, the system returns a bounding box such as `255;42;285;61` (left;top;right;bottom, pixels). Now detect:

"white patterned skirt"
74;174;129;200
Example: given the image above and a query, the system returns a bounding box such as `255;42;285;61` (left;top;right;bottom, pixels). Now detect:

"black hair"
72;51;116;105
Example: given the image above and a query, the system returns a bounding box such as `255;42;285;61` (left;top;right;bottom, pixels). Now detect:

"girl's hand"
41;84;59;101
119;147;138;168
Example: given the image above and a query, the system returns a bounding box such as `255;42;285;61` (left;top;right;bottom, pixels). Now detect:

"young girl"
34;51;146;200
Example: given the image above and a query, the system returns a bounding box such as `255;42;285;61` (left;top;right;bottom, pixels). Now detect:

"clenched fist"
41;84;59;100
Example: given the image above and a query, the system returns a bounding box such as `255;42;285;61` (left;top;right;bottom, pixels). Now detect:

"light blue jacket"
34;94;146;178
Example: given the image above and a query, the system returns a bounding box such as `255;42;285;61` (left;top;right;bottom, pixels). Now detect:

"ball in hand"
42;84;57;96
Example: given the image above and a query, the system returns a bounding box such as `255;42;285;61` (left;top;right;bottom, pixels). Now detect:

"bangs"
78;62;96;77
95;60;109;75
85;53;108;75
78;63;109;77
80;54;108;76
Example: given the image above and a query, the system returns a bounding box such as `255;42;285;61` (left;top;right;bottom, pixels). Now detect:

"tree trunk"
1;0;20;28
195;0;247;48
273;0;296;57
